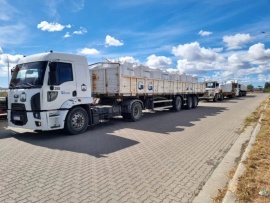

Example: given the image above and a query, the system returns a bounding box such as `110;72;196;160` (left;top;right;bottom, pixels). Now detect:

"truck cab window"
58;62;73;84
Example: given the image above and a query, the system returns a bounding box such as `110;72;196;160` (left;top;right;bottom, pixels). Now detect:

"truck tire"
213;94;218;102
239;91;242;97
192;96;198;108
65;107;89;135
219;94;224;101
173;96;182;111
186;96;192;109
130;102;142;122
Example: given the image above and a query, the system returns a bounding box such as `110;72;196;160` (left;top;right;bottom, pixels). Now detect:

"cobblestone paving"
0;93;269;203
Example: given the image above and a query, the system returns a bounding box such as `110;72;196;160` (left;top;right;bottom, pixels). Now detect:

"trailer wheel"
192;96;198;108
173;96;182;111
130;102;142;122
186;96;192;109
65;107;89;135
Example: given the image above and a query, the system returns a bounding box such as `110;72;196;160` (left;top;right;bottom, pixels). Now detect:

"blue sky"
1;0;270;88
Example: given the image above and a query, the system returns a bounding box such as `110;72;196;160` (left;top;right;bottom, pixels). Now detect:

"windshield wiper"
20;82;35;88
9;83;19;89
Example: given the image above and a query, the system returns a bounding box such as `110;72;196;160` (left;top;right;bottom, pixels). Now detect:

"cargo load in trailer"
7;52;205;134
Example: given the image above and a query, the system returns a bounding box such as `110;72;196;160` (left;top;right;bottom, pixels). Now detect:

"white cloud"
172;42;224;63
64;32;71;38
105;35;124;47
37;21;70;32
78;48;100;55
0;47;3;54
0;54;23;77
66;24;72;28
223;33;253;50
247;43;270;61
73;27;87;35
198;30;213;36
118;56;139;63
146;54;172;69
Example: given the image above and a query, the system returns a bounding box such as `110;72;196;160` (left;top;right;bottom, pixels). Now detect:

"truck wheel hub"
71;113;85;128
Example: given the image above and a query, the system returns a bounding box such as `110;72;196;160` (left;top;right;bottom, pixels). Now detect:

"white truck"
235;83;247;97
199;80;237;102
8;51;205;134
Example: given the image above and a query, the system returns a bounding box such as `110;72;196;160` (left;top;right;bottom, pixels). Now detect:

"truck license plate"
14;116;21;121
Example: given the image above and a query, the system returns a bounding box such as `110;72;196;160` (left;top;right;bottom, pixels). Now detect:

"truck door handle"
72;91;77;97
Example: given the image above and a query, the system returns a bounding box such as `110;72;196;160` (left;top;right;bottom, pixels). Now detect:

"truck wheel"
213;94;218;102
173;96;182;111
192;96;198;108
219;94;224;101
130;102;142;122
65;107;89;135
186;96;192;109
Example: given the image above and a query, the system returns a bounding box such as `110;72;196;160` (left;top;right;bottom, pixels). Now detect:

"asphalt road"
0;93;269;203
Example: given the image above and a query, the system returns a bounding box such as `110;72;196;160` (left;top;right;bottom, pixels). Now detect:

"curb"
222;113;264;202
192;120;261;203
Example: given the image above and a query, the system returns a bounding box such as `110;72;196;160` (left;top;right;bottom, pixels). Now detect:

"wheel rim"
133;106;139;117
71;112;85;129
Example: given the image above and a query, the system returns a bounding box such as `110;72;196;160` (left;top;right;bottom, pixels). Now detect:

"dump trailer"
8;52;205;135
199;81;236;102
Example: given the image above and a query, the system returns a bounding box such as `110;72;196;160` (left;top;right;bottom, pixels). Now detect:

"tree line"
247;82;270;92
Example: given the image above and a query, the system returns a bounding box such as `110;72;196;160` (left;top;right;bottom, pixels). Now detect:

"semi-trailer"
7;51;205;134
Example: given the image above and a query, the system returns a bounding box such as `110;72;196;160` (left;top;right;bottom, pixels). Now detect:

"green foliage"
247;84;254;91
264;82;270;89
264;82;270;92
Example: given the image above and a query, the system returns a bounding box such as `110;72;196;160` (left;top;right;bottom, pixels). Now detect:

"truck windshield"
9;61;47;89
205;82;215;88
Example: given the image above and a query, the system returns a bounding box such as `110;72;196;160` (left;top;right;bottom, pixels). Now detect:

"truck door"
43;61;77;110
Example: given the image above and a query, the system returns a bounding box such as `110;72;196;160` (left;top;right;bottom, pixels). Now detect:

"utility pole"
3;55;10;87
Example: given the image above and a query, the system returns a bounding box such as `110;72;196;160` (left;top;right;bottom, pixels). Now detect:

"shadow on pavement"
0;105;227;157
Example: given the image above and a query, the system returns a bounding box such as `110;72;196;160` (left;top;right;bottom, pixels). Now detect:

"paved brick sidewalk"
0;93;268;203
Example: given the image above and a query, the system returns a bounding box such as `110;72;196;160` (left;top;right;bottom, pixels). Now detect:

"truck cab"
200;81;223;102
8;52;93;133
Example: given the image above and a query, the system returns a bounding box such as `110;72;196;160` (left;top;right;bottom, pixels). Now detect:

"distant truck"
7;51;205;134
199;81;239;102
235;83;247;97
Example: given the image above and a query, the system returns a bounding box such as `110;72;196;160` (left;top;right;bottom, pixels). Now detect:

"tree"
247;84;254;91
264;82;270;92
264;82;270;89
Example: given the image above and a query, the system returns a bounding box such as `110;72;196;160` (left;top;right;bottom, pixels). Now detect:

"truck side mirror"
48;62;59;85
